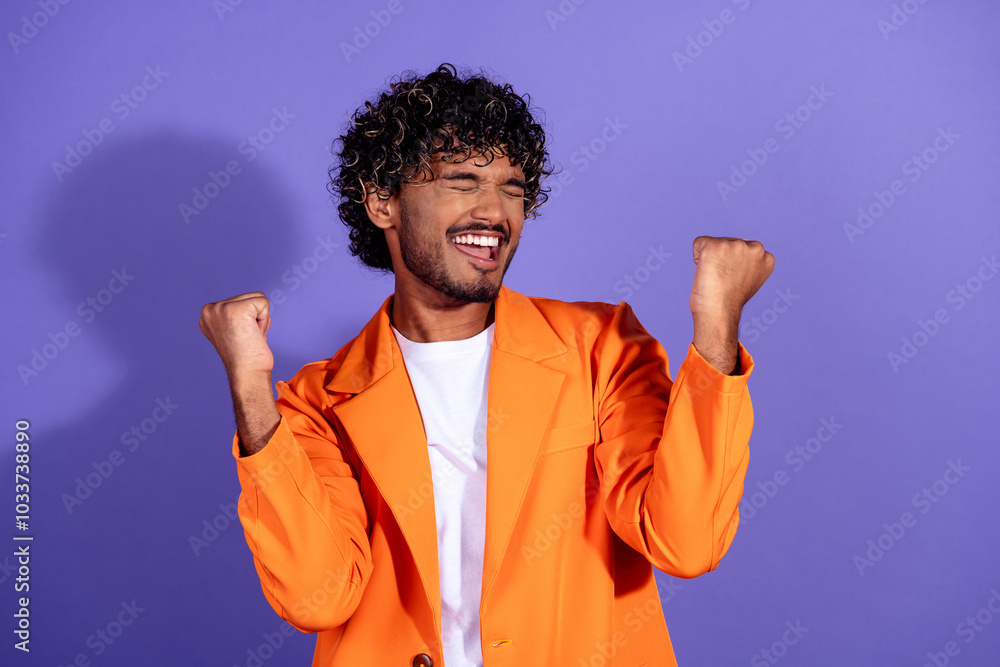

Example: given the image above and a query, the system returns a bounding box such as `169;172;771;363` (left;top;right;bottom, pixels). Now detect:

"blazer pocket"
540;419;598;455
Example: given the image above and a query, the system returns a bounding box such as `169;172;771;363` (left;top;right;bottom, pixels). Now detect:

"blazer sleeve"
592;302;754;578
231;374;373;631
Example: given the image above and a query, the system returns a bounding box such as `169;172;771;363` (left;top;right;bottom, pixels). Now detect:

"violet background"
1;1;998;665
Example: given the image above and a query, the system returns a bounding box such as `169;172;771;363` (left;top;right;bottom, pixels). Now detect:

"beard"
396;197;517;303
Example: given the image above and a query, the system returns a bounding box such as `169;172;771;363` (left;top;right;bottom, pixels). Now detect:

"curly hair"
328;63;553;272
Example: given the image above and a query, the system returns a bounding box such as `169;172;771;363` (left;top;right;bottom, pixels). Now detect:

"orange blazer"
231;285;755;666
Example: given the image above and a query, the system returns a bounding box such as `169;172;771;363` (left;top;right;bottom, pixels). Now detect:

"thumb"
692;236;711;265
250;298;271;336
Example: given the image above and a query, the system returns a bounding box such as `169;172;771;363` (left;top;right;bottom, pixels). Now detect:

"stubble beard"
396;198;517;304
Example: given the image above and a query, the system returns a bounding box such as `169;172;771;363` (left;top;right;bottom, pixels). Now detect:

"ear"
363;185;397;231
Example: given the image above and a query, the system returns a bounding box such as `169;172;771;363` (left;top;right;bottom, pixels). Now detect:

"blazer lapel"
325;296;443;625
481;287;568;603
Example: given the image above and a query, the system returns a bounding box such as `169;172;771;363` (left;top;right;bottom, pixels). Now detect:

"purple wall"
2;1;998;665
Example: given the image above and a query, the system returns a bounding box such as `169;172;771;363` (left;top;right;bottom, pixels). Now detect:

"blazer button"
411;653;433;667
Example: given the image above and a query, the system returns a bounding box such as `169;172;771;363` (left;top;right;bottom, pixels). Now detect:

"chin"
446;280;500;303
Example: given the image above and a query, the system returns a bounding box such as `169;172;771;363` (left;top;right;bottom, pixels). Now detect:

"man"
199;63;774;666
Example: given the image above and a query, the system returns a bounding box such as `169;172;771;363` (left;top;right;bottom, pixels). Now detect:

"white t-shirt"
391;322;495;667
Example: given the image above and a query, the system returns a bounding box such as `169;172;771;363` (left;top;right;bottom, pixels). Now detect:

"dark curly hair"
328;63;553;272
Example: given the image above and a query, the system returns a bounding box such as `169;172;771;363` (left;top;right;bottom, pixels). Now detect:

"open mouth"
451;233;501;264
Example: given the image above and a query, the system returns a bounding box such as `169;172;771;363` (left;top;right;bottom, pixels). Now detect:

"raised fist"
690;236;775;319
198;292;274;378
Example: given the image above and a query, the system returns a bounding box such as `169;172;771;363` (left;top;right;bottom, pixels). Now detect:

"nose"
469;185;509;227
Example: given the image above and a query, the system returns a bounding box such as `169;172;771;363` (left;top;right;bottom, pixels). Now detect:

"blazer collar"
323;284;567;394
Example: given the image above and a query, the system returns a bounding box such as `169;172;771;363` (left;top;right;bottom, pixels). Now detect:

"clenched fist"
198;292;275;379
690;237;775;318
688;237;775;374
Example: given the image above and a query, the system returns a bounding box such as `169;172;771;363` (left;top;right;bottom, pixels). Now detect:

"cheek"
505;202;526;227
430;199;469;226
508;212;526;237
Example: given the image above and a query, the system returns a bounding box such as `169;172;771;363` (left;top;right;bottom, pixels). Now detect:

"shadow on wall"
19;131;317;665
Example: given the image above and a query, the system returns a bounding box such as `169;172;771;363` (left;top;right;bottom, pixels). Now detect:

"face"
382;148;527;303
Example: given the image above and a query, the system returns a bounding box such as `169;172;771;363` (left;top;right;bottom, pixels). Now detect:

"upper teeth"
453;234;499;247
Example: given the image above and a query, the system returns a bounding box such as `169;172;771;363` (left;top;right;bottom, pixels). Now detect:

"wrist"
692;311;740;375
691;297;739;326
692;310;739;344
228;368;273;395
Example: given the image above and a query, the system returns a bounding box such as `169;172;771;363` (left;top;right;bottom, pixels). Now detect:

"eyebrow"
440;170;527;190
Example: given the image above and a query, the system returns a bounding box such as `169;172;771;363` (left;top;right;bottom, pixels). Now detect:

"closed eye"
441;170;527;197
447;186;523;198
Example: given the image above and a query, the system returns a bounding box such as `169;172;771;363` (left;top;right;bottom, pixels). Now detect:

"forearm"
593;303;754;577
639;343;753;576
230;370;281;456
692;307;740;375
234;420;372;630
231;379;374;630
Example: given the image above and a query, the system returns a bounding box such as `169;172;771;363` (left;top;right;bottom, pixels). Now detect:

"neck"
390;277;496;343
